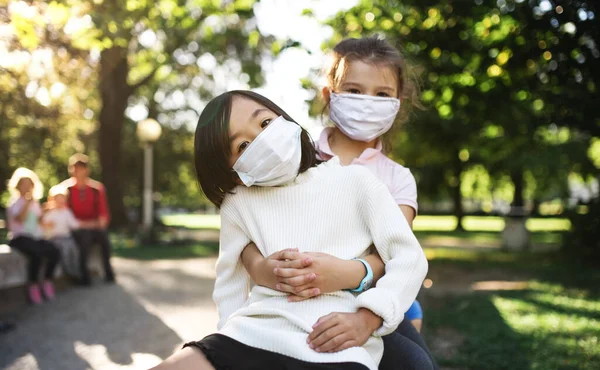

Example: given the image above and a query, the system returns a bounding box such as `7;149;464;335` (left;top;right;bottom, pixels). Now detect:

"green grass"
112;241;219;260
415;230;563;245
425;248;600;370
162;214;221;229
162;214;571;233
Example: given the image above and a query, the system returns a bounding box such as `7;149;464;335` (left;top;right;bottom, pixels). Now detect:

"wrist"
345;259;367;290
259;258;278;289
357;308;383;333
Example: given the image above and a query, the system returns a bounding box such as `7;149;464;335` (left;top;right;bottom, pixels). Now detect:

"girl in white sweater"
152;90;428;370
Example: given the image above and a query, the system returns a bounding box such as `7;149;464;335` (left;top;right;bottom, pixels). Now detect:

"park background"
0;0;599;369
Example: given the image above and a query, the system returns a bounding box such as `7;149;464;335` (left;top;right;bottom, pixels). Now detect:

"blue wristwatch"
349;258;374;293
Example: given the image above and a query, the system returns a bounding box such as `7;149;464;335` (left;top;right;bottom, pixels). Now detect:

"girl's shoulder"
375;154;415;184
312;156;377;183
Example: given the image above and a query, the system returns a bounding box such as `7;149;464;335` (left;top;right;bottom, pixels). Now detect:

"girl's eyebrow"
249;108;270;122
341;81;396;92
229;108;270;141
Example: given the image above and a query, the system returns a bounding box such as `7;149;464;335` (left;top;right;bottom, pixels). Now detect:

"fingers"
309;321;347;351
308;313;337;342
276;273;316;287
287;288;321;302
324;338;357;353
317;334;356;353
276;257;313;269
271;248;297;260
277;250;309;261
274;265;315;278
287;294;313;302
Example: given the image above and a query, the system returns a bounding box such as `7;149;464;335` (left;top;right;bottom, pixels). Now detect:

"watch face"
363;277;373;290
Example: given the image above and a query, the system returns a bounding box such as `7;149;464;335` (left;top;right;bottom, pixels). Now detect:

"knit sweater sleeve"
212;203;252;330
356;174;428;336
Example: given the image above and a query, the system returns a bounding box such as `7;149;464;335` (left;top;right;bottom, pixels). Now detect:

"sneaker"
28;285;43;305
41;281;55;300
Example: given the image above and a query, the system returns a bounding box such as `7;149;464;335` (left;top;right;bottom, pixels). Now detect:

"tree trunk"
452;152;465;231
98;47;131;227
511;168;525;208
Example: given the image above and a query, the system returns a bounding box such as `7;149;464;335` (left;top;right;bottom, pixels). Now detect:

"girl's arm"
12;198;33;223
247;203;416;300
241;242;278;289
213;206;253;329
242;244;329;292
308;174;426;352
354;175;427;335
399;205;416;228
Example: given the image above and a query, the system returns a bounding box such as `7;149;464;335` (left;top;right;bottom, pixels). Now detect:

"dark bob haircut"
194;90;320;208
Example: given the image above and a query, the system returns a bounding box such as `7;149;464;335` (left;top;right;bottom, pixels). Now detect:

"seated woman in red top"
58;153;115;285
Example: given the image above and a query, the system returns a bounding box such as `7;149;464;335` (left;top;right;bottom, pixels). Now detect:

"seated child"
42;185;81;278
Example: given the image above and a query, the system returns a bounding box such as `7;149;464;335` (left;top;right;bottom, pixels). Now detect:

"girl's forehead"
343;59;398;83
230;96;272;126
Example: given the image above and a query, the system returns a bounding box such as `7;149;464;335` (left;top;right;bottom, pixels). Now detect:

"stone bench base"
0;243;105;314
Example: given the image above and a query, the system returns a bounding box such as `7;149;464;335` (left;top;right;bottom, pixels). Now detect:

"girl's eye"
260;118;272;128
238;141;249;153
377;92;391;97
348;88;361;94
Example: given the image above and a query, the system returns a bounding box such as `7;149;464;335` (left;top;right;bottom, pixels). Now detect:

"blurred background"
0;0;599;369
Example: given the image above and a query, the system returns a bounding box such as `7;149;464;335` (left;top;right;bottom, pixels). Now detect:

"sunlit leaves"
588;138;600;169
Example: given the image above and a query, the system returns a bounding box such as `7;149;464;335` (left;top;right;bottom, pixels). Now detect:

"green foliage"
1;0;273;214
314;0;599;215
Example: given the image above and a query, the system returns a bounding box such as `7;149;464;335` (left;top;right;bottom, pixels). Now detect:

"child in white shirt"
43;186;81;278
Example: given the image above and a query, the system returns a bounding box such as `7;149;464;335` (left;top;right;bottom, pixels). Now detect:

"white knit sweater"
214;157;428;370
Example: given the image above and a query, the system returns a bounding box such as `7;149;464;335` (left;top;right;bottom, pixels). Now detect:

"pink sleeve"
391;168;418;212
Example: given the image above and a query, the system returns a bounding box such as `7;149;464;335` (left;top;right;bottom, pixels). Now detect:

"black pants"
9;236;60;282
185;334;369;370
72;229;115;282
379;319;439;370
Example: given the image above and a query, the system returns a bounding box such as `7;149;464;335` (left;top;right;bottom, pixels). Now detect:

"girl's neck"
328;126;378;165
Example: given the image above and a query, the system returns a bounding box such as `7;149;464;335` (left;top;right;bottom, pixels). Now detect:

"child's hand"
307;309;382;353
264;249;315;291
274;252;357;302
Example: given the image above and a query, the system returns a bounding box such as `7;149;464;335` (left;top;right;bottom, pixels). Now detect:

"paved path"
0;257;219;370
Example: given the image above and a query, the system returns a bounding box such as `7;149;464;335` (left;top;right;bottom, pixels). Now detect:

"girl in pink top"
6;168;60;304
241;37;436;370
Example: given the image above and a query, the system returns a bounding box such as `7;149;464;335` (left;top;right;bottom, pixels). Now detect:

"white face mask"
233;116;302;187
329;92;401;142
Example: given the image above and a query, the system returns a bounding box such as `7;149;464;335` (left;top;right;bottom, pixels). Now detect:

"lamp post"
136;118;162;238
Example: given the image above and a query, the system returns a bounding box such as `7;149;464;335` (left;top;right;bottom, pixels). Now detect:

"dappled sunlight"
4;354;39;370
421;235;499;249
491;288;600;336
73;341;163;370
471;280;529;291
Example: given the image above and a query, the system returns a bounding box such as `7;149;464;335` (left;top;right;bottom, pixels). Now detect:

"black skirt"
184;334;369;370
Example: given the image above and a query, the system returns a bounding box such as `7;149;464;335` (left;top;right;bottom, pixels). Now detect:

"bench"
0;243;104;314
